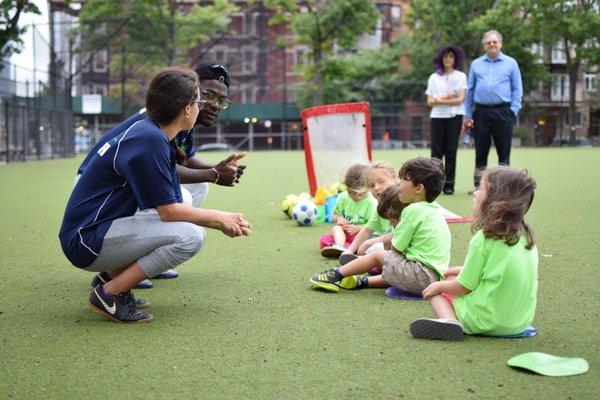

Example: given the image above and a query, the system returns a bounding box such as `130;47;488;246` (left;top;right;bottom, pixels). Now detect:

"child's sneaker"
410;318;464;341
309;269;341;292
321;244;346;258
339;274;368;290
339;252;359;265
89;285;153;323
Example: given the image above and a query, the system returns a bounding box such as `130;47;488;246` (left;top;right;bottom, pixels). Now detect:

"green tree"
0;0;40;67
74;0;237;109
406;0;545;94
293;40;404;109
265;0;380;106
531;0;600;144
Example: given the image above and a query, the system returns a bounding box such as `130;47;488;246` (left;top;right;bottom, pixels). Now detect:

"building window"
93;49;108;73
531;43;544;63
358;18;382;50
551;74;569;101
213;47;227;64
244;12;256;36
241;85;255;104
295;47;307;66
391;5;401;27
584;74;597;92
565;112;581;126
242;48;256;74
551;42;566;63
230;13;243;35
92;83;107;96
80;57;91;73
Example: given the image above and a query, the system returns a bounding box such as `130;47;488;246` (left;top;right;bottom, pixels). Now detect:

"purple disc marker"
384;286;424;301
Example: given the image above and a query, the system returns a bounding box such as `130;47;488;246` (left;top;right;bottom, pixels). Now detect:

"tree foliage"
265;0;381;106
292;41;405;110
0;0;40;64
74;0;237;108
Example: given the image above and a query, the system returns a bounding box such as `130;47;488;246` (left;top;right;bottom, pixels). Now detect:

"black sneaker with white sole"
339;252;359;266
90;272;153;290
410;318;464;341
89;273;150;308
89;285;153;323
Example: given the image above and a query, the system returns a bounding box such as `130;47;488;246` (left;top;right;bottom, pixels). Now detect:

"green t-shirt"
334;191;377;226
391;201;451;276
365;212;392;236
454;230;538;336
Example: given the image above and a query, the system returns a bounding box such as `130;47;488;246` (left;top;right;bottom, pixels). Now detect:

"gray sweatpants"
84;210;205;277
181;182;209;208
75;176;209;277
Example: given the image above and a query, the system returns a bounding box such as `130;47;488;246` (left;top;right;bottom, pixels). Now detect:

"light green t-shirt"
334;191;377;226
365;212;392;236
391;201;451;276
454;230;538;336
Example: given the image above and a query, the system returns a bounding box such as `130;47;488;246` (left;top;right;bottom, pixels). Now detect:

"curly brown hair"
376;183;408;221
472;166;536;249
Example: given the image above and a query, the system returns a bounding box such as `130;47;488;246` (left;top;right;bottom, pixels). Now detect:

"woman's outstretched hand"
218;212;252;237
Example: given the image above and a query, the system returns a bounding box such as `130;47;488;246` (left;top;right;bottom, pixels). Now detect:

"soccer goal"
301;102;372;195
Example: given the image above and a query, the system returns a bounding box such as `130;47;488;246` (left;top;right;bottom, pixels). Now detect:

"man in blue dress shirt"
464;30;523;191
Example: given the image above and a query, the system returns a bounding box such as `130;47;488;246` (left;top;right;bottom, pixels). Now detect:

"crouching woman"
59;66;252;323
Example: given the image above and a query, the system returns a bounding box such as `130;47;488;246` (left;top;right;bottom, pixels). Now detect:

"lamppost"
264;119;272;149
244;116;258;151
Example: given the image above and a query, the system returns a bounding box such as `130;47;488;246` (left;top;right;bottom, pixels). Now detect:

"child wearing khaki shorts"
309;157;451;294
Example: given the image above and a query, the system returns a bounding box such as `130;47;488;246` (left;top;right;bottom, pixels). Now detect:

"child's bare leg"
430;294;457;320
365;274;389;288
332;225;346;246
339;250;386;276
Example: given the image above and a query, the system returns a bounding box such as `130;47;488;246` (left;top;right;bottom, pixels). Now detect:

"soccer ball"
292;200;318;226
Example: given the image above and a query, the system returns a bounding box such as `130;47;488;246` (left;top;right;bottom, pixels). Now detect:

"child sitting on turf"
310;157;451;293
410;166;538;341
339;162;398;272
320;164;377;258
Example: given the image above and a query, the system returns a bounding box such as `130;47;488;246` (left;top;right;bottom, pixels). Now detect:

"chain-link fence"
0;97;75;163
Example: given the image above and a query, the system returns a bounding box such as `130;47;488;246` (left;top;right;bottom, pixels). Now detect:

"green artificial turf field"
0;148;598;399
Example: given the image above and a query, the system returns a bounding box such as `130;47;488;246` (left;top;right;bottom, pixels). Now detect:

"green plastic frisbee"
507;352;589;377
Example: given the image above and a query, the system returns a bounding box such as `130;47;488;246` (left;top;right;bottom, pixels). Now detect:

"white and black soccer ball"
292;200;318;226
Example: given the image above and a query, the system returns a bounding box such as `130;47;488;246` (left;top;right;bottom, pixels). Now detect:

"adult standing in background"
426;45;467;195
464;30;523;192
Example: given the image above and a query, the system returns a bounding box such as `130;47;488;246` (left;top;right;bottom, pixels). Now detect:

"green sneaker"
309;269;341;292
339;275;368;290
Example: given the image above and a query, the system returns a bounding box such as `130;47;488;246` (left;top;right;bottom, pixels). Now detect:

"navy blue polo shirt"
59;116;183;268
77;108;195;175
